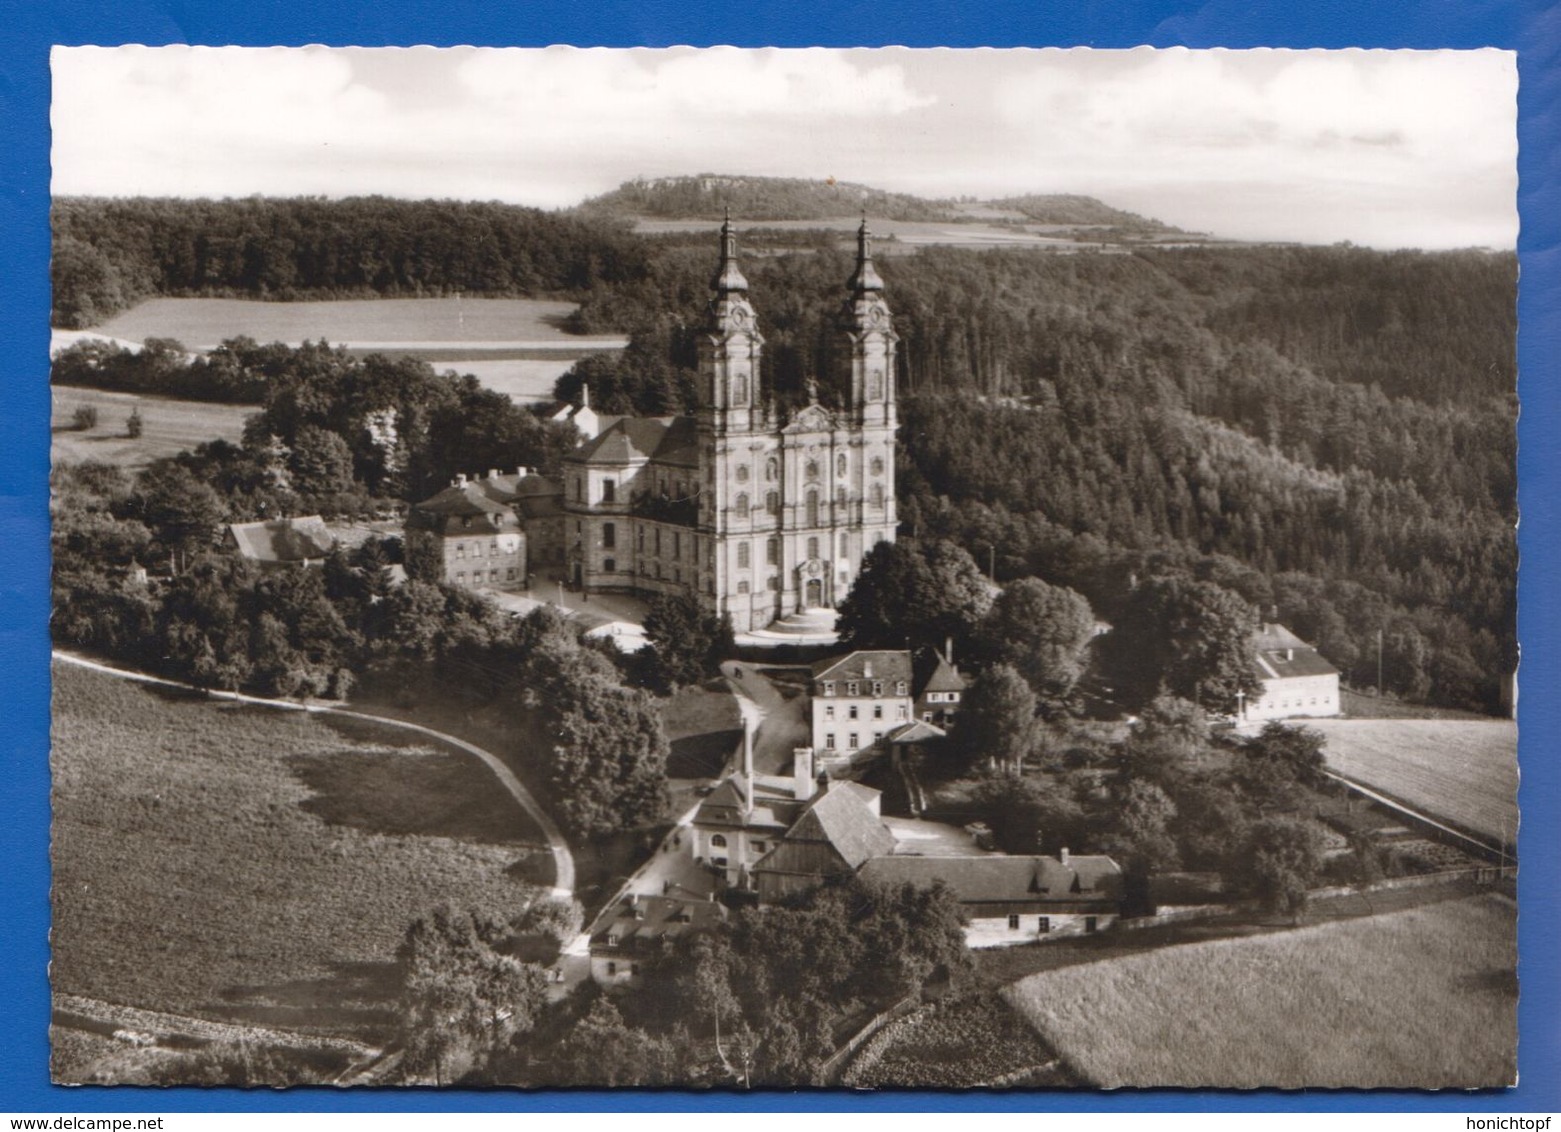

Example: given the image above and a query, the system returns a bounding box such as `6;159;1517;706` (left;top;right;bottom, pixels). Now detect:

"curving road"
51;650;574;898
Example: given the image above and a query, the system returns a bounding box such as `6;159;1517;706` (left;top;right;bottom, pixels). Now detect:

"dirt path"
51;650;575;899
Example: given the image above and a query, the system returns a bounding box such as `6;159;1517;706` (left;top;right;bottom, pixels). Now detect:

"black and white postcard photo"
47;46;1517;1089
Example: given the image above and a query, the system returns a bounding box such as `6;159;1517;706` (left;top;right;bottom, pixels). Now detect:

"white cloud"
49;46;1517;248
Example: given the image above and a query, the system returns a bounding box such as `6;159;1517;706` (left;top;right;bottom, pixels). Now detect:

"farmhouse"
224;515;334;569
914;647;968;727
1241;622;1341;722
857;851;1124;948
557;217;899;632
588;893;728;988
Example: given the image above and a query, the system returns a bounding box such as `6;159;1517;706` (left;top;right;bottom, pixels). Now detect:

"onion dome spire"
847;215;885;294
710;206;750;295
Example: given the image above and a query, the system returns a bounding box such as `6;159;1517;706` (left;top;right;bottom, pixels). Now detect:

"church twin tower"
563;216;899;634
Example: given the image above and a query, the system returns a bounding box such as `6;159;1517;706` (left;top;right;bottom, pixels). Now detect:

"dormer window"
822;681;835;696
896;681;907;695
602;479;616;504
847;682;859;696
873;681;883;696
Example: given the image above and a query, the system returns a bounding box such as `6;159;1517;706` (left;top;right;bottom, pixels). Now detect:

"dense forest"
50;196;652;327
51;192;1517;713
552;240;1516;713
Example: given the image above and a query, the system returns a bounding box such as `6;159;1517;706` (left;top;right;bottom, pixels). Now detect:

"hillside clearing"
88;296;591;350
51;387;251;470
50;662;550;1049
1308;718;1518;844
1003;893;1516;1088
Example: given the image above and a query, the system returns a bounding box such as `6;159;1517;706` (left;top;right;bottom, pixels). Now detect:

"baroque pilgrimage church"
558;216;900;633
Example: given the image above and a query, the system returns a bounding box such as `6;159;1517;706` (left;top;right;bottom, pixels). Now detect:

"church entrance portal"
805;578;823;608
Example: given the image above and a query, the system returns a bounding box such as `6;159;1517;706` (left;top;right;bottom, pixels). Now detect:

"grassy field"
1307;718;1518;844
50;662;550;1047
51;386;252;470
86;296;620;350
1003;893;1516;1088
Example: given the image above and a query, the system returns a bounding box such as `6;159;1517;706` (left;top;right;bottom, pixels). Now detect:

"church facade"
560;218;899;633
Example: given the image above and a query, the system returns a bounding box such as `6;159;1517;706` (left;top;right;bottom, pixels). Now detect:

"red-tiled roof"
226;516;334;564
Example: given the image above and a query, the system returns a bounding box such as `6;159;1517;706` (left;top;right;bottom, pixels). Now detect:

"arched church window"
868;368;884;400
836;486;847;510
766;490;779;515
734;373;749;405
736;464;750;483
837;454;848;478
807;537;819;560
871;456;885;476
806;490;819;527
805;460;820;482
840;533;849;559
766;537;779;566
765;458;778;482
871;483;885;508
737;542;750;569
735;493;750;519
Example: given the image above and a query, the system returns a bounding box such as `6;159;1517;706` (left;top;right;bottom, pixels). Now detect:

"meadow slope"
50;662;550;1042
1003;893;1516;1089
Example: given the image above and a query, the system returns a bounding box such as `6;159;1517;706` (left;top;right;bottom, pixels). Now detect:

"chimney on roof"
488;468;499;480
580;382;591;410
741;720;755;817
1059;847;1070;868
793;747;816;801
1286;647;1295;661
455;473;468;487
864;660;874;679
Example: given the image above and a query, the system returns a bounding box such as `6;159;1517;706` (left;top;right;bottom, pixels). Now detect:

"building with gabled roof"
751;780;896;902
808;650;916;761
560;217;899;632
589;893;728;988
914;647;968;728
406;473;527;592
225;515;334;569
1240;623;1341;722
857;850;1124;948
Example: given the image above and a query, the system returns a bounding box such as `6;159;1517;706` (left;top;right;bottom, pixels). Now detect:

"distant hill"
578;174;957;222
577;174;1178;233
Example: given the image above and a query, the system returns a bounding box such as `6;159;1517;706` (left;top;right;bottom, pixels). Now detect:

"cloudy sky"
51;46;1517;249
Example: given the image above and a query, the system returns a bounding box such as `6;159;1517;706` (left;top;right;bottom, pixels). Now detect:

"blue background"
2;0;1556;1113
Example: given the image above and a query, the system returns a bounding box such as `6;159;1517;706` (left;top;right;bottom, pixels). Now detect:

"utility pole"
988;544;996;581
1377;627;1384;697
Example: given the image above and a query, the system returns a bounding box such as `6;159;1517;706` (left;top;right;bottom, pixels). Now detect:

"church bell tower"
696;211;764;437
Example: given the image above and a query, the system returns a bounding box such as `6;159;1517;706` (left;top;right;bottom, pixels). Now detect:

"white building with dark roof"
406;473;527;592
857;851;1124;948
809;650;916;759
1241;623;1342;722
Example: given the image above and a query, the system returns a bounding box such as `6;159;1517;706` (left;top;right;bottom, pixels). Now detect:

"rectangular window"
673;532;681;559
825;733;836;749
873;681;883;696
897;705;908;720
873;731;882;743
751;841;765;854
456;545;465;559
823;681;835;696
849;732;859;748
456;572;466;584
1038;916;1051;933
1085;916;1098;934
873;704;883;720
1008;914;1020;930
604;558;616;573
490;570;499;582
602;522;616;549
607;961;617;976
849;705;859;720
767;538;779;565
825;706;835;721
602;479;616;504
507;568;517;580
